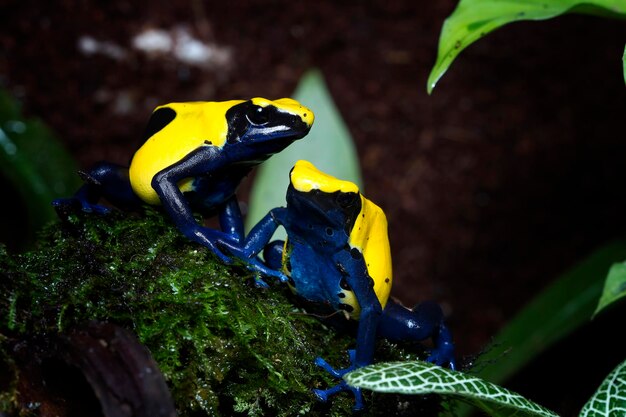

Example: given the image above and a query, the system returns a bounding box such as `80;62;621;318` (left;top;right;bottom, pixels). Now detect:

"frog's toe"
313;381;364;411
254;276;270;288
315;351;357;378
52;197;110;215
210;246;233;264
314;356;344;378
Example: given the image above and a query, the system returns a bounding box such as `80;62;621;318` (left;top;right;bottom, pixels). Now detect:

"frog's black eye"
246;105;270;125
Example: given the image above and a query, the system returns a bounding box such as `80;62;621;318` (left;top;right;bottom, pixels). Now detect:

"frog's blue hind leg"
378;299;456;369
262;240;284;269
53;162;141;214
312;249;383;410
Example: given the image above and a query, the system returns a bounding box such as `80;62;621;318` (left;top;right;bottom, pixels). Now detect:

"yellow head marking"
251;97;314;127
290;160;359;193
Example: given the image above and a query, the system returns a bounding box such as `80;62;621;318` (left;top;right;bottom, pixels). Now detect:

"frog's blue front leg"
241;208;287;256
314;350;365;410
152;147;237;263
221;208;289;284
314;249;383;410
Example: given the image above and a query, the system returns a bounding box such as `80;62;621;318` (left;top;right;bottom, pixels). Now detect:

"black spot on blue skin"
325;227;334;236
350;248;362;259
142;107;176;142
339;303;354;313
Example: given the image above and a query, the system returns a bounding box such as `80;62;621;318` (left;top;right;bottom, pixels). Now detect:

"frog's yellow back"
129;100;243;205
349;195;393;310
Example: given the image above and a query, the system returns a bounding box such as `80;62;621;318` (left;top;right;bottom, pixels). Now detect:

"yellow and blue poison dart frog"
54;98;313;278
236;160;455;410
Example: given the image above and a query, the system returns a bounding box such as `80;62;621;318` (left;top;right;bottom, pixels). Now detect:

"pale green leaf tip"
426;71;438;95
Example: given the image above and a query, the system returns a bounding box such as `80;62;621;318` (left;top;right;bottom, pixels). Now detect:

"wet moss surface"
0;208;440;417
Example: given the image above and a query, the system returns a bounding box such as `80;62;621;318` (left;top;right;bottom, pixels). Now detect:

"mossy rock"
0;208;441;416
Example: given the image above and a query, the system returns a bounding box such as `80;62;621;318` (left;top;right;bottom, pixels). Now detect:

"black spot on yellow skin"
350;248;362;260
338;293;346;299
204;140;213;145
385;278;390;284
142;107;176;143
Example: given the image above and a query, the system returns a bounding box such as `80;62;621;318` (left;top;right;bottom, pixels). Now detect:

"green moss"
0;209;439;416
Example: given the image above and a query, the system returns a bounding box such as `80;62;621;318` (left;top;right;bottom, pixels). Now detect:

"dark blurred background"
2;0;626;391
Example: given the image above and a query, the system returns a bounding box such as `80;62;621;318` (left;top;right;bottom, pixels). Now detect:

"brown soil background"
2;1;626;414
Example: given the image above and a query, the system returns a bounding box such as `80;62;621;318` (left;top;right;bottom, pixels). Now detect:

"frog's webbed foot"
188;227;239;265
313;350;365;410
52;197;111;215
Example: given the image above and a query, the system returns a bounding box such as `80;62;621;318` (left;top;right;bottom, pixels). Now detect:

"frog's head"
286;160;361;247
225;98;313;154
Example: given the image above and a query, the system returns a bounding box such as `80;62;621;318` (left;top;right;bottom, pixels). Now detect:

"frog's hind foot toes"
52;197;111;216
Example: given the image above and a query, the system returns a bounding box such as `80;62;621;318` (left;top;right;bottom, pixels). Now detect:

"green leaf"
580;359;626;417
594;261;626;316
0;91;80;246
428;0;626;93
473;241;626;385
245;69;362;237
345;361;559;417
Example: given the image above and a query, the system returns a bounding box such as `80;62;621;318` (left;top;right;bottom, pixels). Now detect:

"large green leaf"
0;91;80;247
474;241;626;385
594;261;626;316
580;359;626;417
428;0;626;93
344;361;559;417
245;69;362;238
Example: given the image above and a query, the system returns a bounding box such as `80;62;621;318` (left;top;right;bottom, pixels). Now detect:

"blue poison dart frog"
235;160;455;410
54;98;314;278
